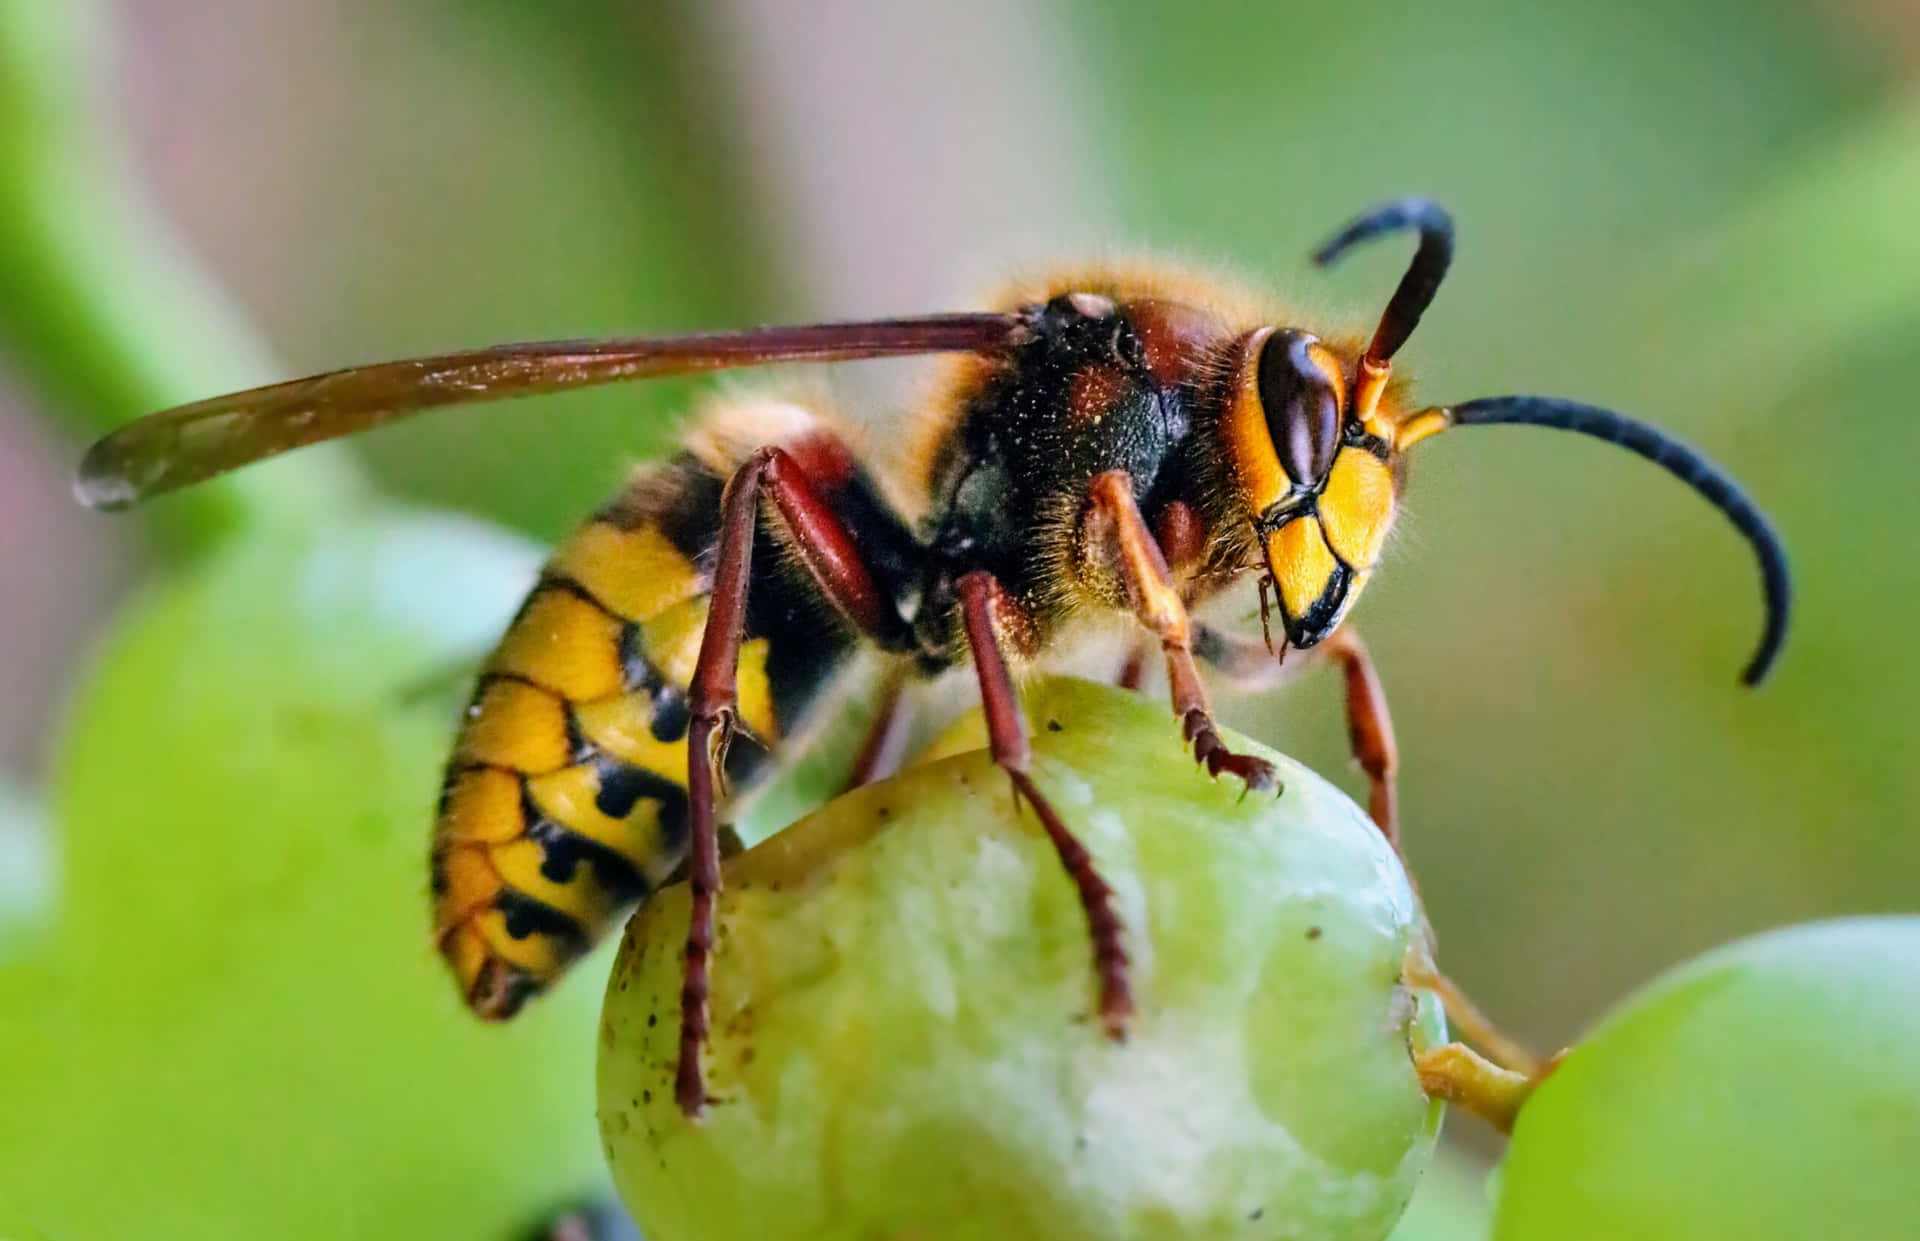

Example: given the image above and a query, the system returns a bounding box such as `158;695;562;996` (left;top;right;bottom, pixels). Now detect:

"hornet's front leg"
1191;622;1395;845
1193;620;1544;1079
1083;471;1278;795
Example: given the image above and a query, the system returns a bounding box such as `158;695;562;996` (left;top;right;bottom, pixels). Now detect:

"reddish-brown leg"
840;670;914;793
1316;636;1537;1073
680;446;910;1117
1190;622;1395;842
956;570;1133;1038
1192;623;1538;1075
1319;628;1399;848
1084;470;1277;794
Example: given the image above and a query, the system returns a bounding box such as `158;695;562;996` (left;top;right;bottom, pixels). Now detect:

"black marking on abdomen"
524;812;652;903
651;458;725;566
564;704;593;765
618;623;650;690
591;754;689;822
616;630;693;742
429;840;450;897
434;766;457;824
741;537;865;739
648;685;691;743
496;889;588;945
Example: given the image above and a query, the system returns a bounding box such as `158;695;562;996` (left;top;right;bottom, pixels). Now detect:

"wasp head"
1220;326;1401;649
1209;196;1787;685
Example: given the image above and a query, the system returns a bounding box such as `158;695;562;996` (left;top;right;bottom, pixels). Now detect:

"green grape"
599;678;1446;1241
1387;1152;1491;1241
0;513;609;1241
1494;916;1920;1241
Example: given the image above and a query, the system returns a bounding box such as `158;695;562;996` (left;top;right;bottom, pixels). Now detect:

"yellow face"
1220;328;1400;647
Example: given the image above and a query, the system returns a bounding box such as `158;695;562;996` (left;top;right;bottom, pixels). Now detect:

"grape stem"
1415;1044;1535;1134
1402;944;1553;1131
1408;960;1546;1079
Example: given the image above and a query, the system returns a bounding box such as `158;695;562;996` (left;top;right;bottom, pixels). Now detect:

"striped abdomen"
431;406;896;1017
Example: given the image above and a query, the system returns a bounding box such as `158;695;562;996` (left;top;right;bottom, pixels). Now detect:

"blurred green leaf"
0;777;50;962
1;510;609;1241
1634;92;1920;412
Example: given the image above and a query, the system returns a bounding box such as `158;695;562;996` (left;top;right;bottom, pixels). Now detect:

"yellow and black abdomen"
431;403;895;1017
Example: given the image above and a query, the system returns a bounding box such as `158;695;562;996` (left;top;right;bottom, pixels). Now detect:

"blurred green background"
2;0;1916;1237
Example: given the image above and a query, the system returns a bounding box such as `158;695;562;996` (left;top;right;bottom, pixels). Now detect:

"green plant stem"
0;1;366;560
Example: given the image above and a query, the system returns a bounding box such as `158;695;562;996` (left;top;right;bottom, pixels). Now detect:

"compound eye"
1257;330;1342;487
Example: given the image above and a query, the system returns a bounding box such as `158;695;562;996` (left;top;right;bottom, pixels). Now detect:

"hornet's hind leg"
679;444;916;1117
956;570;1133;1038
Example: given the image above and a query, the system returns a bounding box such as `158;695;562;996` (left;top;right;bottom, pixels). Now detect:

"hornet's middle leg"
956;570;1134;1038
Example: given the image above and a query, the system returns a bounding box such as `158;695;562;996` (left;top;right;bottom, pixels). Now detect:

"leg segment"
1083;470;1277;794
1191;622;1396;844
1195;622;1543;1081
840;668;914;793
679;445;912;1117
1114;499;1208;694
956;570;1133;1038
1319;629;1399;847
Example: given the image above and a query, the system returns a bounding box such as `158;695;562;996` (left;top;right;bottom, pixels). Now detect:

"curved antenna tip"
1737;560;1791;688
1309;197;1456;365
1310;196;1455;268
1448;395;1790;691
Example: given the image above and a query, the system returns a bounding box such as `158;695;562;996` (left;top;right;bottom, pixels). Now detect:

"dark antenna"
1312;197;1456;365
1449;396;1790;686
